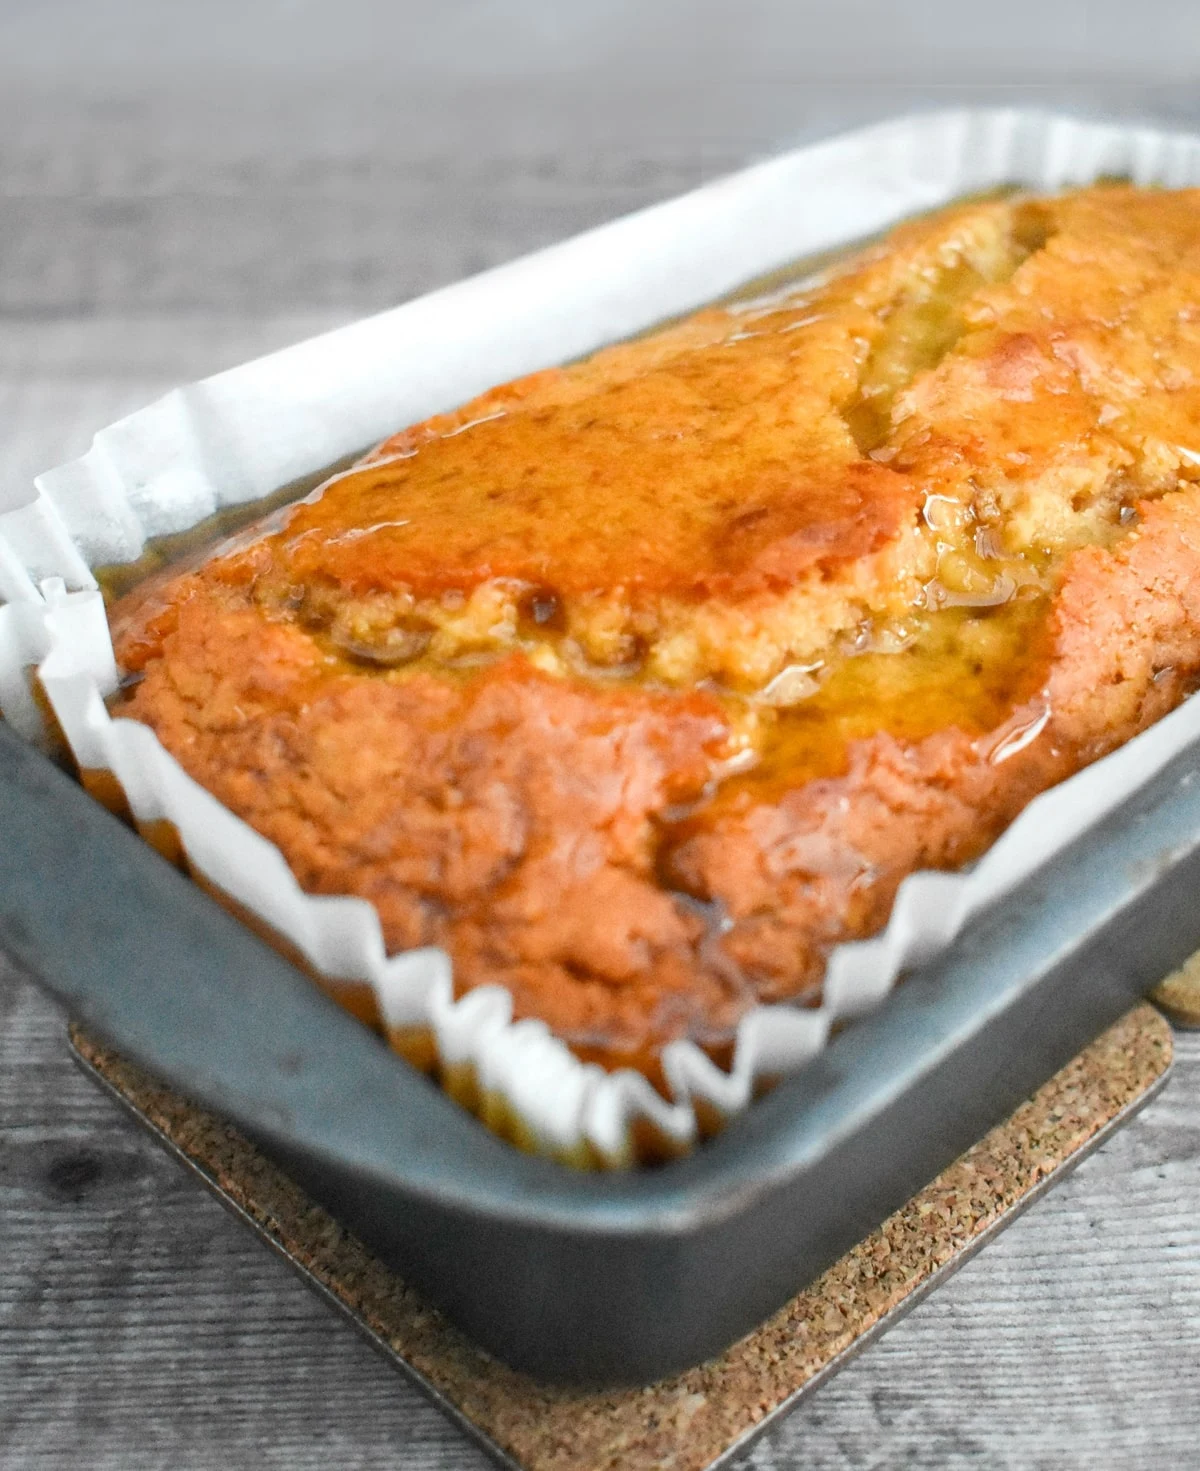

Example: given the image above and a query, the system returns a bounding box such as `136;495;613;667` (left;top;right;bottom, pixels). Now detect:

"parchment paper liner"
5;109;1200;1167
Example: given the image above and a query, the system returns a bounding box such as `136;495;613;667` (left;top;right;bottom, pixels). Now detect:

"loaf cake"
108;185;1200;1084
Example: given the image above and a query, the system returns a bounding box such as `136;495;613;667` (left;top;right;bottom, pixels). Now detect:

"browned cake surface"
110;186;1200;1079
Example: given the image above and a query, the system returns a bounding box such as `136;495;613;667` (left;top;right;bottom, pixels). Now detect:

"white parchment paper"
5;108;1200;1165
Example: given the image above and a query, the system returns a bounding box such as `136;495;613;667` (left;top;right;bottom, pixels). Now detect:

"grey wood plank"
3;78;1200;318
3;0;1200;85
0;964;493;1471
0;314;351;507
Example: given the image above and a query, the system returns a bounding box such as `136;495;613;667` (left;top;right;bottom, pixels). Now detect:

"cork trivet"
1152;949;1200;1028
69;1005;1172;1471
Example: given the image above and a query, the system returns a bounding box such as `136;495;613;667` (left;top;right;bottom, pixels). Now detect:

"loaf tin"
2;108;1200;1379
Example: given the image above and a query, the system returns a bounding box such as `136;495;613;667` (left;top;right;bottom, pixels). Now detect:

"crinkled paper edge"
6;108;1200;1166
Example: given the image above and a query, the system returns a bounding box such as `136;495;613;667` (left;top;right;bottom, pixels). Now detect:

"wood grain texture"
1;9;1199;1464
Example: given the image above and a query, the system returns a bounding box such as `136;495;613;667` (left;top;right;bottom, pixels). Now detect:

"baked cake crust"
110;186;1200;1078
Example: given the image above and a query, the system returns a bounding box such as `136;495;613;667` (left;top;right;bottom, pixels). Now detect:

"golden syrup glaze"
723;593;1053;802
111;193;1046;690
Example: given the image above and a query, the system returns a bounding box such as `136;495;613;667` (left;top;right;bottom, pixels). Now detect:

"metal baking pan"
2;715;1193;1387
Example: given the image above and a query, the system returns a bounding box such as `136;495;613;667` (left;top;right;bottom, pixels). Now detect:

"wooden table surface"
2;5;1200;1466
